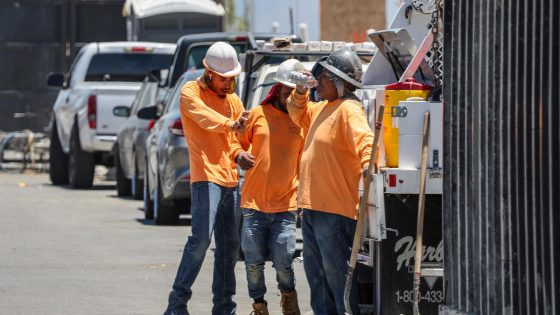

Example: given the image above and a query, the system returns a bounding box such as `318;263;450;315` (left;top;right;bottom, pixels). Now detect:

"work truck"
237;14;443;312
353;0;445;314
47;42;175;189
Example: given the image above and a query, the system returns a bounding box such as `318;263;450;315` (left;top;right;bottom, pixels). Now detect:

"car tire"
68;122;95;189
49;120;69;185
154;169;179;225
143;160;154;220
131;154;143;200
116;144;132;196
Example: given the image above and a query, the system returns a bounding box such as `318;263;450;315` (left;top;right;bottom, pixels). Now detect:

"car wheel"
116;144;132;196
143;160;154;220
131;154;143;200
68;122;95;189
49;120;69;185
154;169;179;225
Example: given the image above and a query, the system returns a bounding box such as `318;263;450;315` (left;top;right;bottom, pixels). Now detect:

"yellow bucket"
383;78;432;167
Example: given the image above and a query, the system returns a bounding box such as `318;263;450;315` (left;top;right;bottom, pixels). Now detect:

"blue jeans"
301;209;359;315
165;181;240;315
241;208;297;299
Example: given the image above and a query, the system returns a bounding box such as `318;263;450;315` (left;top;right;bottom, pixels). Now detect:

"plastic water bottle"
288;71;318;88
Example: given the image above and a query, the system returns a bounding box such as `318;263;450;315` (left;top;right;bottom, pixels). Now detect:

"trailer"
122;0;225;43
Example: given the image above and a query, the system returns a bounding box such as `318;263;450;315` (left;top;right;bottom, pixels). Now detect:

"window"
85;53;173;82
257;72;277;105
184;44;245;72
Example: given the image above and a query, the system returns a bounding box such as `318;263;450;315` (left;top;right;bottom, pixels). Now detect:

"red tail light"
147;119;155;131
233;35;248;41
388;174;397;187
87;95;97;129
125;46;153;52
169;119;184;136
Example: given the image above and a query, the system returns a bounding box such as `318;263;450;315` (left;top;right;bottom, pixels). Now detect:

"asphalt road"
0;171;312;315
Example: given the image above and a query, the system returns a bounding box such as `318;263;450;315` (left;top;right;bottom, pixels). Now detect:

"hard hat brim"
273;77;296;88
318;60;363;89
203;59;242;77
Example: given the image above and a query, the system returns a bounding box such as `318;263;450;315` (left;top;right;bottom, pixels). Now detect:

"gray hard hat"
312;49;363;89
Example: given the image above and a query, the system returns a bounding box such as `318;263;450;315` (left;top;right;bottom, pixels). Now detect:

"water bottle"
288;71;318;89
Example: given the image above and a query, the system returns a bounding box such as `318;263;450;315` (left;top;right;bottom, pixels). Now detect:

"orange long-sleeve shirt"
180;79;245;187
287;91;373;219
230;104;304;212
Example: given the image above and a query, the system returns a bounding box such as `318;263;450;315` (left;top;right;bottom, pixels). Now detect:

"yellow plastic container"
383;78;432;167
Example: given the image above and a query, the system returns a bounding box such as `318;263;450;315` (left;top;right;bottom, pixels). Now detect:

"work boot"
250;302;269;315
280;290;301;315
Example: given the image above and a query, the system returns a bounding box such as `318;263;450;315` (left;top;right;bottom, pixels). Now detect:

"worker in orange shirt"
287;49;373;315
230;59;304;315
164;42;248;315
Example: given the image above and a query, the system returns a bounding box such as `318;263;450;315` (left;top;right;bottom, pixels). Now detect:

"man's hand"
236;151;255;170
230;111;249;132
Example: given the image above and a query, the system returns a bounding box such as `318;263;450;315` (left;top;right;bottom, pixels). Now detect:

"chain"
411;0;428;13
430;0;444;87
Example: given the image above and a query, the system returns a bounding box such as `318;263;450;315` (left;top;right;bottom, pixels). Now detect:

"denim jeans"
301;209;359;315
241;208;297;299
165;181;240;315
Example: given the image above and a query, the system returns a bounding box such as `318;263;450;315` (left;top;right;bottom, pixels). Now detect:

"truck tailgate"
90;84;141;135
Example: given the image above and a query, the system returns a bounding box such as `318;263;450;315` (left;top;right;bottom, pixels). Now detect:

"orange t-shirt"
230;104;304;212
287;91;373;219
180;79;245;187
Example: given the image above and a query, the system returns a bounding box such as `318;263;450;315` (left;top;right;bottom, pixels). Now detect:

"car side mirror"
137;105;158;120
113;106;131;117
47;73;65;87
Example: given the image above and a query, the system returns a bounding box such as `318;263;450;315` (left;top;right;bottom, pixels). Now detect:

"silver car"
138;69;203;225
114;74;162;199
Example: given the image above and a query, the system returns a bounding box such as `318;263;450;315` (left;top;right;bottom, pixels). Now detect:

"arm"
345;104;374;169
286;90;315;130
228;112;254;163
180;84;237;133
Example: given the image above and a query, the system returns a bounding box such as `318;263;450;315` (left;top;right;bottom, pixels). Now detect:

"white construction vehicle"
353;0;445;314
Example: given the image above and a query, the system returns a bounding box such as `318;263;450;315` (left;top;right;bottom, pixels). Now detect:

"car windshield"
258;72;277;105
184;44;244;72
85;53;172;82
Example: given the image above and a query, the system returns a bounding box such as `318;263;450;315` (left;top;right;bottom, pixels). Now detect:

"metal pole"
412;112;430;315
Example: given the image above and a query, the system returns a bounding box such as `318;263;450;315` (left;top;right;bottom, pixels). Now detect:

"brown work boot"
280;290;301;315
250;302;269;315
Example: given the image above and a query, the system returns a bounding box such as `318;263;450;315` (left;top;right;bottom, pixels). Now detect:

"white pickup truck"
47;42;175;188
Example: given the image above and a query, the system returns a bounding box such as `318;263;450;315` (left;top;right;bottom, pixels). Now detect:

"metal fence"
442;0;559;314
0;0;126;132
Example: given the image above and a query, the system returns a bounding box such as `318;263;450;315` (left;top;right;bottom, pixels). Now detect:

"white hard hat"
202;42;242;77
273;59;306;88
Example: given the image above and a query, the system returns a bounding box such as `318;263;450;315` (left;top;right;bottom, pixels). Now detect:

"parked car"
138;69;203;225
47;42;175;188
114;71;164;199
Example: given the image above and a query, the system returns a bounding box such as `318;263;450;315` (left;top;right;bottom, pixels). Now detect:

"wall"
442;0;559;314
0;0;126;132
320;0;385;41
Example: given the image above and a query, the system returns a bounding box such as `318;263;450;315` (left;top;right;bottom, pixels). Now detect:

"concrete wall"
320;0;385;41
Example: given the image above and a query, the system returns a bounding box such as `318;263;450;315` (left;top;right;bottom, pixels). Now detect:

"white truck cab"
47;41;175;188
